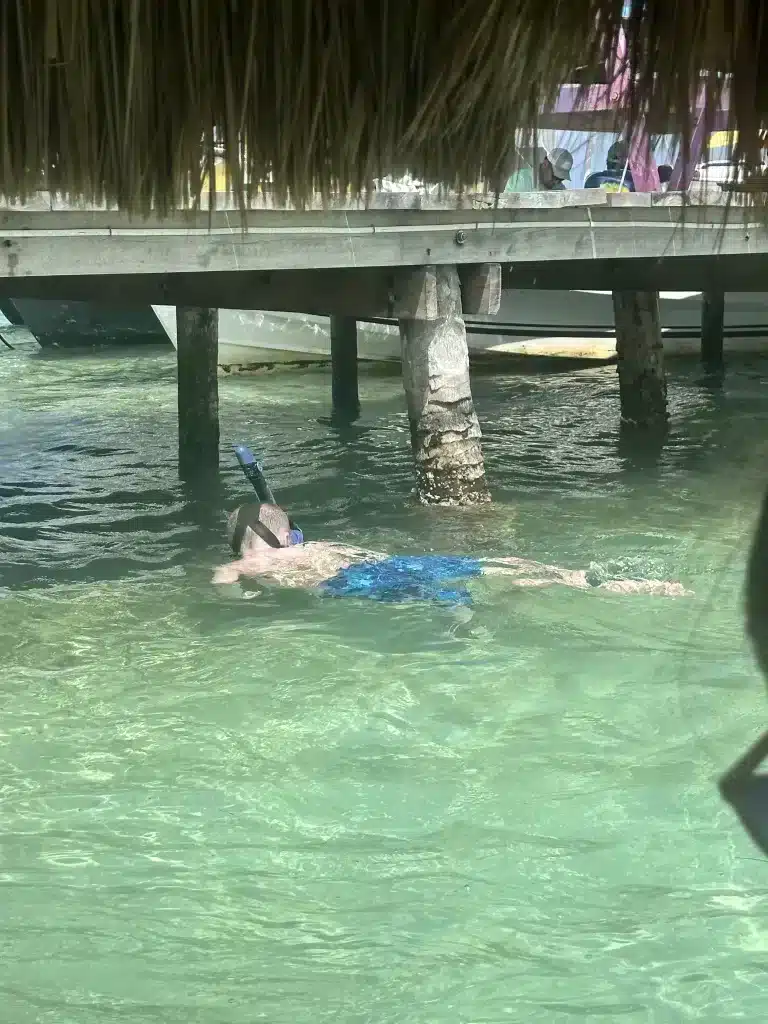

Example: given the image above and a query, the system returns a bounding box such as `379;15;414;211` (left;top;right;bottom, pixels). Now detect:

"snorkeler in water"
212;499;689;601
213;445;689;603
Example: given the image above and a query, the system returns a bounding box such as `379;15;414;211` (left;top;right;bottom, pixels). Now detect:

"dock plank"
0;189;763;280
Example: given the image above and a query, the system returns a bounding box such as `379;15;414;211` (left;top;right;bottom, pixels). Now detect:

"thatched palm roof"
1;2;764;212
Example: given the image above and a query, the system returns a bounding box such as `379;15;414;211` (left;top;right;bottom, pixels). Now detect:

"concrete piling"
176;306;219;478
701;289;725;371
329;315;360;424
612;290;668;429
399;265;490;504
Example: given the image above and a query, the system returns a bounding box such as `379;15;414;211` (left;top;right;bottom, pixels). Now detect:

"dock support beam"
176;306;219;479
612;290;668;429
330;315;360;424
399;265;490;504
701;290;725;372
458;263;502;317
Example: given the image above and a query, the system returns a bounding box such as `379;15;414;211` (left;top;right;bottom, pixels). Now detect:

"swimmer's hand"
597;579;693;596
213;564;240;585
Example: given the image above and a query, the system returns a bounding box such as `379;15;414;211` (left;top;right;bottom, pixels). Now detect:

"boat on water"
0;299;170;350
149;290;768;371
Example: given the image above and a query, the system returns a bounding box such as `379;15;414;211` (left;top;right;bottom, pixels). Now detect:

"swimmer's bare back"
212;541;387;588
213;545;691;597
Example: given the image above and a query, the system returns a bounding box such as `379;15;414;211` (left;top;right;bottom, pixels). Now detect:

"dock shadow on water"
2;345;768;1023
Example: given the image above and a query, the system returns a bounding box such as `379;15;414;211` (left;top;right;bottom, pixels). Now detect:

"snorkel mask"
232;444;303;548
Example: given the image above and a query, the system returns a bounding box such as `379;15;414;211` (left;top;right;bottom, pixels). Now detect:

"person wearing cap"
213;501;690;603
538;147;573;190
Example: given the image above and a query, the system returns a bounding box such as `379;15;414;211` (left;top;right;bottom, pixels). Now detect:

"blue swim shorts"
319;554;483;606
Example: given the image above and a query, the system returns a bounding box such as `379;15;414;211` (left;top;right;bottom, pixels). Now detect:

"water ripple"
1;346;768;1021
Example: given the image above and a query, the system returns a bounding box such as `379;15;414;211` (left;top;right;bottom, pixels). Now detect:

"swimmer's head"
227;502;298;555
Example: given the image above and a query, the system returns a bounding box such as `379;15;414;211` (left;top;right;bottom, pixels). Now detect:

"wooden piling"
458;263;502;316
330;315;360;424
701;289;725;371
399;265;490;504
176;306;219;478
611;290;668;429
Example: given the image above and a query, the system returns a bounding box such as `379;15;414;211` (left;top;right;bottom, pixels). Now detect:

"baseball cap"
548;147;573;181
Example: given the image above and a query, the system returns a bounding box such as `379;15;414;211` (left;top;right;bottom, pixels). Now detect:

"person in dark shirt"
657;164;673;189
584;139;635;192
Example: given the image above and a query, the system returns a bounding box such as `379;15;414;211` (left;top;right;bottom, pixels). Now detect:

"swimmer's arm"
481;557;584;587
596;579;692;596
212;562;242;585
213;551;282;584
482;558;691;595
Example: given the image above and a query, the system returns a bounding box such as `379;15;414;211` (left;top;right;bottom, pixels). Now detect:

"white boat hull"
152;307;400;368
153;290;768;371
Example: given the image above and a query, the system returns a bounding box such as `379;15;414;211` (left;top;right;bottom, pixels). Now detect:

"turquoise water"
1;342;768;1022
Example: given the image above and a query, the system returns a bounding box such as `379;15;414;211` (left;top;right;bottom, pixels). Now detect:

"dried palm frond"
0;1;765;213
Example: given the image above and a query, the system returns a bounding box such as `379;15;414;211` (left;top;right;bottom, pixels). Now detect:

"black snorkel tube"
233;444;278;504
233;444;303;545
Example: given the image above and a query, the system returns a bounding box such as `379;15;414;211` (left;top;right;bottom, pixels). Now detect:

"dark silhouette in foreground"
720;486;768;854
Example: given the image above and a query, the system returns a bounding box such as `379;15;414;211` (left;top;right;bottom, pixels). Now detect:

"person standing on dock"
657;164;673;191
503;146;547;192
584;139;636;192
538;148;573;190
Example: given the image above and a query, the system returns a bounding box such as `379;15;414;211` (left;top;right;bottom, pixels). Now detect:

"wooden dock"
0;185;764;318
1;183;762;494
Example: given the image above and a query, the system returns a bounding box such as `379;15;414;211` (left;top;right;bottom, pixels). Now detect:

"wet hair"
227;503;292;554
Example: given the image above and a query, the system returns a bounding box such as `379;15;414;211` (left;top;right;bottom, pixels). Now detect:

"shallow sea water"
2;339;768;1023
